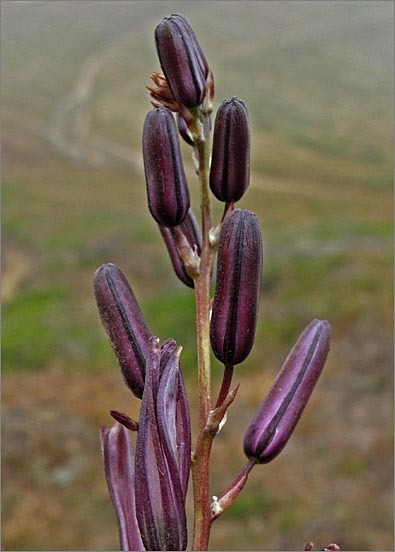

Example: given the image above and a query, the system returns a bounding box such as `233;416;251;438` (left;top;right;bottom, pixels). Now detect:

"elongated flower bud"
94;263;151;399
100;423;144;552
135;337;190;551
210;209;262;365
143;107;190;227
243;319;330;464
177;113;194;146
155;14;209;108
210;97;250;203
159;209;202;288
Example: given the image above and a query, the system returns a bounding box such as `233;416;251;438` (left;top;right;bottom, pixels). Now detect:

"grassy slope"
2;1;393;550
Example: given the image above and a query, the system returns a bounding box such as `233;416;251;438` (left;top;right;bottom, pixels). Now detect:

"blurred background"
2;1;393;550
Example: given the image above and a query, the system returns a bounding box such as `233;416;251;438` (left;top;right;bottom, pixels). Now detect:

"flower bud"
210;97;250;203
155;14;209;108
243;319;330;464
210;209;262;365
135;337;190;550
159;208;202;288
100;422;144;552
177;113;194;146
94;263;151;399
143;107;190;227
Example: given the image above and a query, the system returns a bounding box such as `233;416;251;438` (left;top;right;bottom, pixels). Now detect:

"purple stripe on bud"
155;14;209;108
210;97;250;203
243;319;330;464
94;264;151;399
210;209;262;365
135;337;190;551
143;107;190;227
159;209;202;288
101;423;144;551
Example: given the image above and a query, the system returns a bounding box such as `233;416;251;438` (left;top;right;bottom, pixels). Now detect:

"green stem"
191;110;215;551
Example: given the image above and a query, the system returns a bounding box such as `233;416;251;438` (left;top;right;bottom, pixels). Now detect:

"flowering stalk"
187;106;215;551
94;12;338;552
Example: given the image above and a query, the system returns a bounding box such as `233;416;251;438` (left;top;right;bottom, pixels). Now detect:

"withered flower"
135;337;190;550
100;422;144;551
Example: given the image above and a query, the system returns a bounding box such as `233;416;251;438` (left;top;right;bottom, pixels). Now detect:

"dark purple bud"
177;113;194;146
94;263;151;399
110;410;139;432
155;14;209;108
100;422;144;552
210;209;262;365
135;337;190;551
210;97;250;203
143;107;190;227
159;209;202;288
243;319;330;464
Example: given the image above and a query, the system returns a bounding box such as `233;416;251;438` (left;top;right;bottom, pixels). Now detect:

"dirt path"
41;36;142;173
39;39;386;208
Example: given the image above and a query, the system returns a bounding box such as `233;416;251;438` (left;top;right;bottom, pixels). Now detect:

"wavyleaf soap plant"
94;14;338;551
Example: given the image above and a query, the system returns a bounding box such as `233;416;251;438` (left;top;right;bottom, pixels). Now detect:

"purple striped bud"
210;97;250;203
100;422;144;552
159;209;202;288
94;263;151;399
143;107;190;227
155;14;209;108
210;209;262;365
135;337;190;551
243;319;330;464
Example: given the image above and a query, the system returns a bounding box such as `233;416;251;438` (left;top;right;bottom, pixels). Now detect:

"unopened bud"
94;263;151;399
210;97;250;203
159;209;202;288
143;107;190;227
155;14;209;108
243;319;330;464
210;209;262;365
177;113;194;146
